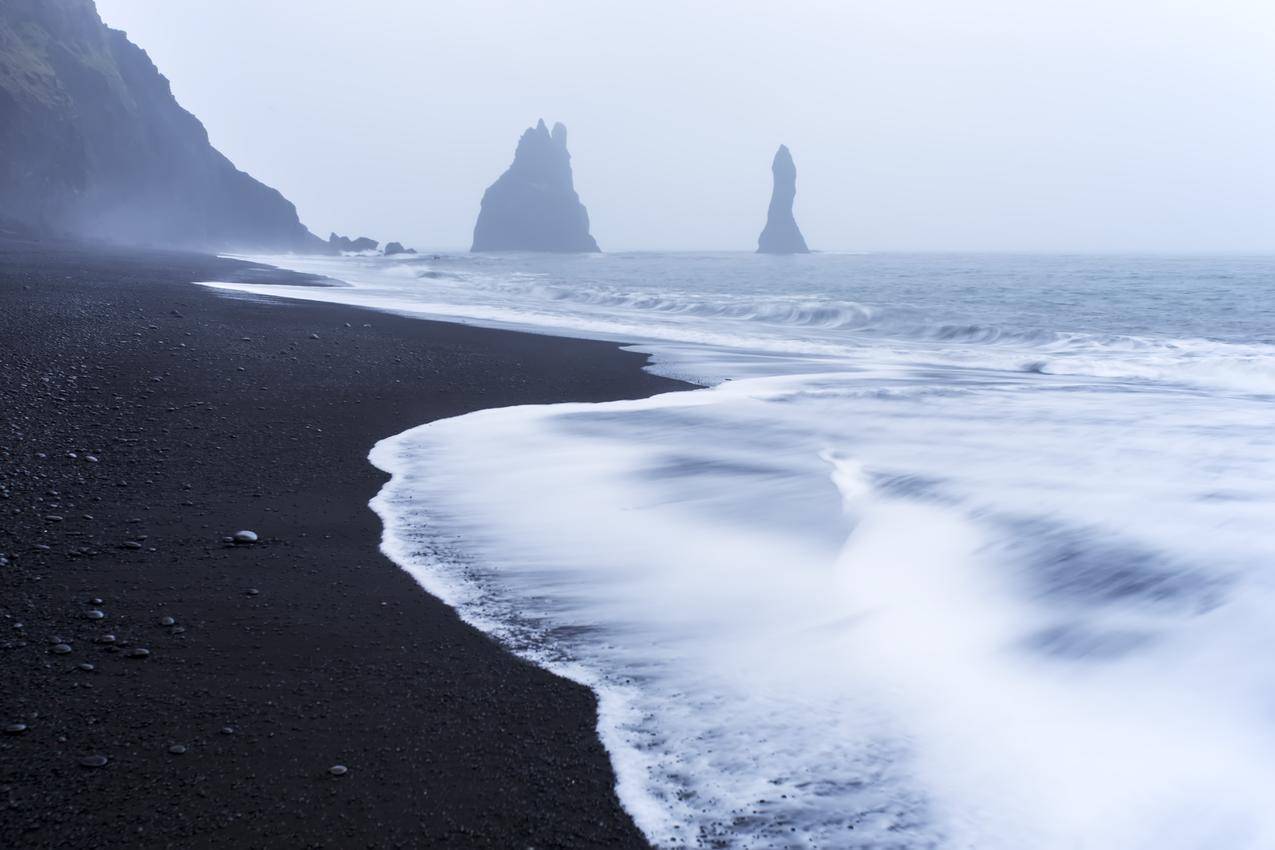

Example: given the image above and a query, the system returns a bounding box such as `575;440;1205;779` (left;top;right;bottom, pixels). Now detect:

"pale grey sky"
97;0;1275;252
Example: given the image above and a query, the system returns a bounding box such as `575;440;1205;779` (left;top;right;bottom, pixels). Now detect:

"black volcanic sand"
0;238;691;848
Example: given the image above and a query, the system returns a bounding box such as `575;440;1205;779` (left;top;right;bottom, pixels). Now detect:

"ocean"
207;251;1275;849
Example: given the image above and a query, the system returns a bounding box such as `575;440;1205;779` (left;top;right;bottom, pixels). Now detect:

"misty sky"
96;0;1275;252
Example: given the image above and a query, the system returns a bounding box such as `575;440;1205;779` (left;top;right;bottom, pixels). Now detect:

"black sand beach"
0;238;689;848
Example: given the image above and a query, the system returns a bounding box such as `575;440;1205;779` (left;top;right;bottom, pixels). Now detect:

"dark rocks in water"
327;233;379;253
0;0;322;251
383;241;417;255
471;119;600;253
756;145;810;254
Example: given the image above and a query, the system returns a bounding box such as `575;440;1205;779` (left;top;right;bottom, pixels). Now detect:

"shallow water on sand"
209;252;1275;849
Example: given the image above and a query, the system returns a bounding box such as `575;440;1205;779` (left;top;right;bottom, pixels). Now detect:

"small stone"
96;634;117;644
221;726;236;735
168;744;187;755
85;610;105;620
232;530;258;545
309;333;319;340
78;755;108;768
122;541;142;550
328;765;348;776
44;515;64;522
33;544;50;552
245;588;259;597
51;643;72;655
90;597;104;605
159;616;176;627
86;455;99;463
127;648;151;659
78;662;95;672
4;723;28;735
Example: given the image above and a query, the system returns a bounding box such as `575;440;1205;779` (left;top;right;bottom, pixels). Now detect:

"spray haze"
94;0;1275;252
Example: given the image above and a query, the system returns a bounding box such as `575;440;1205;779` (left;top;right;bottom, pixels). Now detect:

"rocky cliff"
471;119;600;253
0;0;321;251
757;145;809;254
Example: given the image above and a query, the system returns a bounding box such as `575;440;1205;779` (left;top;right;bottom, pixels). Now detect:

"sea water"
205;252;1275;849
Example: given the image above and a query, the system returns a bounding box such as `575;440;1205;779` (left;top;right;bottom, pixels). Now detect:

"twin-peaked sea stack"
471;120;600;252
757;145;810;254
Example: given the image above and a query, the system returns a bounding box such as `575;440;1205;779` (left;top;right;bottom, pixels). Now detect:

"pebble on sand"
4;723;28;735
85;609;105;620
159;616;176;627
168;744;187;755
78;755;109;768
127;648;151;659
51;643;72;654
232;530;258;544
328;765;349;776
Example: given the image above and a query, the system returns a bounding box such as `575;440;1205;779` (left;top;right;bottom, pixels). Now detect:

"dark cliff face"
471;119;600;253
757;145;810;254
0;0;321;251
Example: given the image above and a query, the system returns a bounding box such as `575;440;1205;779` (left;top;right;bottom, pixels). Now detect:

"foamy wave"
369;370;1275;849
209;251;1275;848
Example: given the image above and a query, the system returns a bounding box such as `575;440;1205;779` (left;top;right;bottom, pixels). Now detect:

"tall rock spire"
471;119;600;252
756;145;810;254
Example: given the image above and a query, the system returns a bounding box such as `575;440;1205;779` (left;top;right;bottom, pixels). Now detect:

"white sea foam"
206;252;1275;848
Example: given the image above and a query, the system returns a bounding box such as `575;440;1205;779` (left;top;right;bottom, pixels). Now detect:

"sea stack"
757;145;810;254
471;120;600;252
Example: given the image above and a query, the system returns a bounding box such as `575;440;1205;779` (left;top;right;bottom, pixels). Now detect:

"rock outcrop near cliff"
0;0;321;251
471;120;600;253
757;145;809;254
327;233;378;253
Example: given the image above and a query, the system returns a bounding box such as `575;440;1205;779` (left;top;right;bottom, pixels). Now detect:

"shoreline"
0;238;690;848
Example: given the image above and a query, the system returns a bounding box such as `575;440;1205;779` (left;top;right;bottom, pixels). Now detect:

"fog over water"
96;0;1275;252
